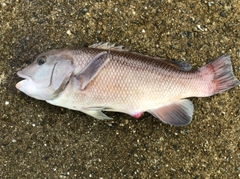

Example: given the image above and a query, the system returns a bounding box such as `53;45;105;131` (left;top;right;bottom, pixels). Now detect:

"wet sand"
0;1;239;178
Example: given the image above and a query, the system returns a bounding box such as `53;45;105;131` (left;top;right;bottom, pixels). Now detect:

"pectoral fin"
148;99;194;126
75;51;110;90
82;107;113;120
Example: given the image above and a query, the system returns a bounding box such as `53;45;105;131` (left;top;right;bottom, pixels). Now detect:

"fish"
16;43;240;126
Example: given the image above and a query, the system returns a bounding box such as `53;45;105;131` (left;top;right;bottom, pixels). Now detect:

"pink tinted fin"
148;99;194;126
200;55;240;96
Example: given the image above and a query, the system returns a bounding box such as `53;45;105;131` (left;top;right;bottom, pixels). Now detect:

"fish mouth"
16;62;58;90
16;71;32;90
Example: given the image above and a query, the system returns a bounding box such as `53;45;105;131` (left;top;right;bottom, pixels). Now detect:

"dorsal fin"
131;52;192;71
89;42;192;71
89;42;129;51
166;59;192;71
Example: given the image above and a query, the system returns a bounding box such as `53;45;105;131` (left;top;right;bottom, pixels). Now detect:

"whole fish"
16;43;240;126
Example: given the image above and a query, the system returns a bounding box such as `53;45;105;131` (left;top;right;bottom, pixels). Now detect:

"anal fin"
148;99;194;126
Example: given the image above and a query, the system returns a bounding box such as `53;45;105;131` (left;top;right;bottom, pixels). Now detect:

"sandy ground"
0;1;239;178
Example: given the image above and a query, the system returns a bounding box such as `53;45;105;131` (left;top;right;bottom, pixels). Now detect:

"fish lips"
15;70;51;91
16;61;57;90
16;71;32;90
16;69;56;100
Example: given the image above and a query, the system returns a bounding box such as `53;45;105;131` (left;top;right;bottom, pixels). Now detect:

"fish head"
16;49;74;100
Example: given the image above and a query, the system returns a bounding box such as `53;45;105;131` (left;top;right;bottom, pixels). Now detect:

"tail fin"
200;55;239;96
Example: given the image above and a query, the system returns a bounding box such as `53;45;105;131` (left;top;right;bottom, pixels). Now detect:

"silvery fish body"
16;43;239;126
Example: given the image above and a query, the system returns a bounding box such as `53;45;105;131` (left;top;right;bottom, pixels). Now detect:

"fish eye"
37;56;46;65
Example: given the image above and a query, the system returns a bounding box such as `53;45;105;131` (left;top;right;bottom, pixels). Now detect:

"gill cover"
16;50;74;100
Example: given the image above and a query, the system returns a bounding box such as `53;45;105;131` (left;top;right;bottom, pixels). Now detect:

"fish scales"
16;43;240;126
71;48;196;107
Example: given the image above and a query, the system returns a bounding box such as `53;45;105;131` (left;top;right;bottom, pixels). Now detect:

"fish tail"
198;55;239;97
